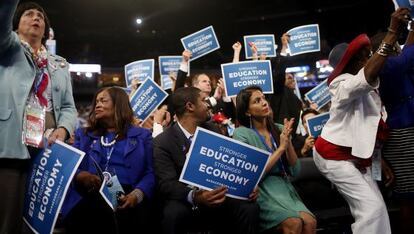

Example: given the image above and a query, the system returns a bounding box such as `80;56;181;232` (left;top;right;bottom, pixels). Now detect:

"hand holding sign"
390;7;412;31
232;42;242;52
118;189;143;209
248;186;259;201
280;33;290;55
249;42;258;60
194;186;228;207
392;0;414;19
301;135;315;157
213;78;225;100
153;105;171;127
182;50;192;63
47;127;67;145
244;35;276;59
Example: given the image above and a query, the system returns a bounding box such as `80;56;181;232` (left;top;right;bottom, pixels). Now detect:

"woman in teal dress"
233;86;316;234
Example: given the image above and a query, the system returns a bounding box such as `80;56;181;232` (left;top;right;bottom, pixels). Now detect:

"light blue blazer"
0;0;76;159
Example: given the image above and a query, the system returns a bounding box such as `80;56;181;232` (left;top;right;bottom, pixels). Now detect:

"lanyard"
252;128;288;178
101;135;117;172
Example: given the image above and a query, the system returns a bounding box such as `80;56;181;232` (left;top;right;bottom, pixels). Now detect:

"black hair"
236;85;282;146
342;45;372;75
13;2;50;45
301;108;319;123
236;86;291;175
169;87;201;118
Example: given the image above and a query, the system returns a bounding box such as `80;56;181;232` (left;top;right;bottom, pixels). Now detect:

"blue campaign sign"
180;127;270;200
221;60;273;97
181;26;220;61
393;0;414;18
243;34;277;59
158;56;182;90
129;78;168;122
304;79;330;110
287;24;320;56
23;141;85;234
306;112;330;138
124;59;155;87
99;175;125;211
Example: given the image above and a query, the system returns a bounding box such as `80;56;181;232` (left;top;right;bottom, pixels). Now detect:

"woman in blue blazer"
63;87;155;234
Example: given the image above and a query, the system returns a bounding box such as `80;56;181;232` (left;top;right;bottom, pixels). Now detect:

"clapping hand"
279;118;294;151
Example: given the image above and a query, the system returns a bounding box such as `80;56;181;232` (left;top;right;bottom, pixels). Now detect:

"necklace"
100;134;118;147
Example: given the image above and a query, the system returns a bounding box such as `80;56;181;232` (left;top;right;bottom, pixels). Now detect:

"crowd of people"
1;0;414;234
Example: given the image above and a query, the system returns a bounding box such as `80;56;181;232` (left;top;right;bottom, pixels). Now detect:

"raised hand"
213;78;225;100
279;118;294;150
280;33;290;55
153;105;171;127
249;42;258;54
388;7;411;34
232;41;242;52
182;50;192;63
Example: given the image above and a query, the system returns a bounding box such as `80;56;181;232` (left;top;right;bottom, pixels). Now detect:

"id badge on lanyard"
371;145;382;181
22;94;46;148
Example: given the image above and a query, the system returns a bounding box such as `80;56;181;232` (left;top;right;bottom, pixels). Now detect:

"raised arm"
175;50;191;90
0;0;19;55
232;41;242;63
404;20;414;46
364;8;411;86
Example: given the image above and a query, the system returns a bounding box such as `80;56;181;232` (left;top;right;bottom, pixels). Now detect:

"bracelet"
132;189;144;203
376;41;394;57
387;27;398;34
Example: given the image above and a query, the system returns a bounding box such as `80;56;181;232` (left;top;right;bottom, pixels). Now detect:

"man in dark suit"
153;87;259;234
175;50;236;120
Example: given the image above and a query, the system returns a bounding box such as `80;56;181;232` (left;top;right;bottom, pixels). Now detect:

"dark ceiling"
22;0;395;68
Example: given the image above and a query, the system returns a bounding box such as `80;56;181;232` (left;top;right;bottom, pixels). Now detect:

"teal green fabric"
233;126;313;231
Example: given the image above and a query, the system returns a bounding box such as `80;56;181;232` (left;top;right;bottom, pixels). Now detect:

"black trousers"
0;159;30;234
64;191;152;234
161;198;260;234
